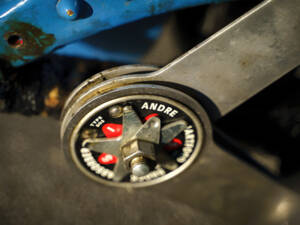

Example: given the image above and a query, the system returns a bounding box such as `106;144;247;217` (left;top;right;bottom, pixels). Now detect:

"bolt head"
81;129;98;139
132;162;150;177
123;105;132;113
108;105;123;118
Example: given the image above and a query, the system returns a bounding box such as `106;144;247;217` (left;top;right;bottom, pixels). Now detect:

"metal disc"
62;84;209;187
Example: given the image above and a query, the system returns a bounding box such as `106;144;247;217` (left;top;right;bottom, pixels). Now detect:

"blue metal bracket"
0;0;227;67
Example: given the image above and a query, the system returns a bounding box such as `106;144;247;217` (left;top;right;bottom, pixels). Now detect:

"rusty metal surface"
1;21;55;63
0;0;227;67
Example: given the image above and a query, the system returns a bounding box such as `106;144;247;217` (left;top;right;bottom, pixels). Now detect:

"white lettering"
169;110;178;117
101;154;113;163
81;152;92;158
84;157;94;163
157;104;166;112
141;102;149;110
87;161;97;167
80;148;90;153
107;126;115;132
95;167;104;174
107;171;114;179
158;169;166;176
140;102;179;118
164;107;172;115
80;148;113;179
149;103;158;110
130;168;166;182
176;126;195;163
90;115;105;127
184;126;193;135
91;164;99;170
83;155;93;161
101;170;108;177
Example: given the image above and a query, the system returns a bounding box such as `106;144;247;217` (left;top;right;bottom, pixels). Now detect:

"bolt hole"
6;34;23;48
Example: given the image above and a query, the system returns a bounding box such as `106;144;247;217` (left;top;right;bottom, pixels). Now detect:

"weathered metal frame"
0;0;228;67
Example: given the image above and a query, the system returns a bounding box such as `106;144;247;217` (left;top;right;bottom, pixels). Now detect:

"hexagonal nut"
121;140;155;168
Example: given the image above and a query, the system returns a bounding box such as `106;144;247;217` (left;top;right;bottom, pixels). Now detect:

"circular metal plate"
71;95;203;187
62;84;208;188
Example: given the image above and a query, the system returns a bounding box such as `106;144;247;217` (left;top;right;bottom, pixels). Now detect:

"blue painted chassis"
0;0;227;67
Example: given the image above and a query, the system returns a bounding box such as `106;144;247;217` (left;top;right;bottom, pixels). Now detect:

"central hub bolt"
130;156;150;177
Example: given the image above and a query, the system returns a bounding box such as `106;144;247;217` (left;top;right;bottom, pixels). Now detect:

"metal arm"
155;0;300;117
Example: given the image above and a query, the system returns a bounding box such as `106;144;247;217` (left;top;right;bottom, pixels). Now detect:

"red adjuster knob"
102;123;122;138
98;153;118;165
164;138;183;151
144;113;159;121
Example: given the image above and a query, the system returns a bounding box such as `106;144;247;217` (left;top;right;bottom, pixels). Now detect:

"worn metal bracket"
0;0;229;66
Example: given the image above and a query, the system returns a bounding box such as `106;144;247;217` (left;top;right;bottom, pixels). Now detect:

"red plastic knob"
144;113;159;121
102;123;123;138
98;153;118;165
164;138;183;151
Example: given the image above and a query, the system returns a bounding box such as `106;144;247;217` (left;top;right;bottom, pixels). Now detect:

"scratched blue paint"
0;0;229;67
56;15;166;63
